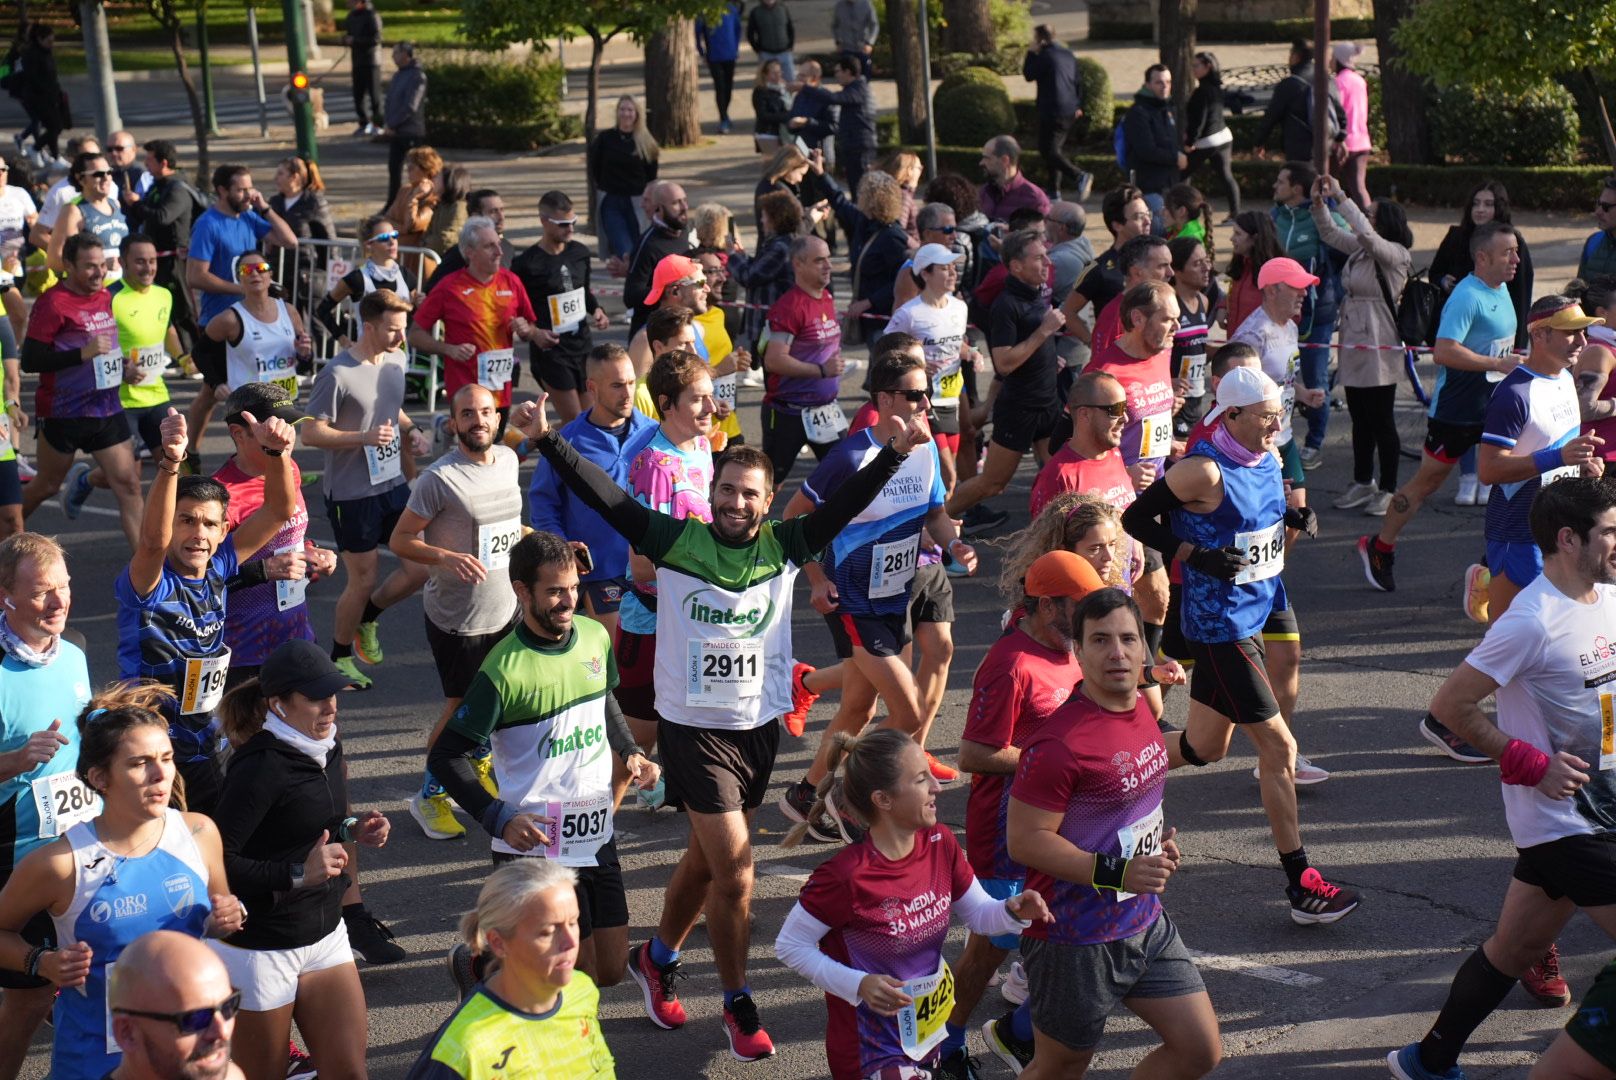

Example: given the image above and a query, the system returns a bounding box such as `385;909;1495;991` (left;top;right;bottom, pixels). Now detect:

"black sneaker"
1357;536;1395;592
345;907;405;964
1286;867;1361;925
933;1049;982;1080
982;1011;1034;1074
446;942;479;1001
963;504;1010;537
1419;714;1492;764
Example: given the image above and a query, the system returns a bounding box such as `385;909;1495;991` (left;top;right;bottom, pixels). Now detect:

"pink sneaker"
722;992;775;1061
628;942;687;1029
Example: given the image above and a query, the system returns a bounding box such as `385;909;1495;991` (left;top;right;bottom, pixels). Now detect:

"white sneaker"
1000;960;1029;1005
1477;483;1493;504
1455;474;1479;505
1362;491;1393;516
1253;754;1330;784
1333;481;1376;509
739;367;764;387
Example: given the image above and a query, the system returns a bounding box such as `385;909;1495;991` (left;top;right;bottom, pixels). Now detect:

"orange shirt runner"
413;267;538;408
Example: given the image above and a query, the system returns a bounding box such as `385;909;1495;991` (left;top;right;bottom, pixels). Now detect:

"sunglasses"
109;144;134;152
368;231;399;244
543;216;578;228
1078;401;1129;418
676;277;708;289
930;225;958;235
882;387;930;403
236;263;271;279
1600;200;1616;213
113;990;243;1034
86;170;114;180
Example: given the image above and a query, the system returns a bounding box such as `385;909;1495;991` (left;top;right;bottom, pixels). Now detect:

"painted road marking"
1185;947;1324;987
758;862;814;884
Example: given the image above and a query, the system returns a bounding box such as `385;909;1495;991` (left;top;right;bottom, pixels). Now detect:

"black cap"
223;382;307;428
259;639;355;699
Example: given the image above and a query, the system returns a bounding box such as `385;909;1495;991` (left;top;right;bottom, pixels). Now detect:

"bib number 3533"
896;958;955;1061
364;439;402;485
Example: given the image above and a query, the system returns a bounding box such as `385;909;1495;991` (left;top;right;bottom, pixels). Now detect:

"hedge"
421;52;580;151
1088;17;1375;43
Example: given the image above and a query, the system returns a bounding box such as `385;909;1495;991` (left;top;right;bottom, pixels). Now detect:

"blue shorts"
1486;538;1543;589
978;877;1026;950
324;485;410;554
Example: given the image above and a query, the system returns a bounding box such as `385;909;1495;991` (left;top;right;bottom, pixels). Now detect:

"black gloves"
1284;506;1319;538
1185;545;1248;581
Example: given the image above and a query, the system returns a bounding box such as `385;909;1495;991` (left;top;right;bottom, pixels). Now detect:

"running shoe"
628;942;688;1029
962;505;1010;537
721;992;775;1061
1299;446;1324;470
1252;754;1330;784
15;455;35;482
1334;481;1376;509
286;1043;316;1080
982;1011;1034;1074
1074;170;1094;203
933;1050;982;1080
472;753;498;798
1478;483;1493;504
1000;959;1029;1006
59;461;92;520
1455;474;1479;506
410;791;466;840
1387;1043;1468;1079
1419;714;1491;764
942;548;972;578
823;783;868;844
784;662;819;737
739;366;765;387
446;942;479;1001
1463;563;1490;624
332;656;372;690
344;906;406;964
1286;867;1361;924
1520;943;1572;1006
926;752;959;783
778;778;839;843
1357;535;1396;592
354;620;384;665
635;775;666;811
1363;491;1393;517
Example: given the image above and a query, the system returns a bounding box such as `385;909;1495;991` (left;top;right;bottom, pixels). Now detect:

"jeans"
1345;384;1400;491
351;56;383;125
708;60;737;122
757;49;795;82
1300;315;1337;450
597;193;641;261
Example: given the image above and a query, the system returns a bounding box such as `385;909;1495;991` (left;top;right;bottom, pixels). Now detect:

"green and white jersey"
641;515;817;732
448;618;618;864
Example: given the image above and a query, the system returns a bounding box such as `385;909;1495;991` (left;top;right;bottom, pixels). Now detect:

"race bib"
255;355;299;400
364;439;402;485
1115;804;1164;901
133;344;168;386
801;401;849;444
895;957;955;1061
936;368;964;403
869;536;919;599
1233;521;1285;585
272;544;308;612
92;351;123;391
1138;412;1173;460
1485;337;1514;383
477;518;522;572
1542;463;1579;487
713;372;738;411
1184;355;1208;391
541;791;613;864
179;649;231;716
1601;690;1616;772
686;638;764;706
547;288;586;335
477;348;515;391
31;770;101;839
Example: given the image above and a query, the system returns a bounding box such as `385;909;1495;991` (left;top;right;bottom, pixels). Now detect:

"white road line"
757;862;814;884
1184;948;1324;987
32;500;123;520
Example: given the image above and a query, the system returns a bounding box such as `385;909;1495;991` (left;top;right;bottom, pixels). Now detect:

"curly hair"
997;492;1130;597
856;171;905;225
922;172;980;219
405;145;443;178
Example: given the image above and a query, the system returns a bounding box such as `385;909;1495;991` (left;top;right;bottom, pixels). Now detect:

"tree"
1371;0;1433;164
644;18;699;145
1394;0;1616;166
1158;0;1196;120
146;0;212;178
886;0;927;143
941;0;992;55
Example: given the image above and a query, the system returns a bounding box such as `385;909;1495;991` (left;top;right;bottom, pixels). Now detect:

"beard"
527;599;573;638
457;427;493;452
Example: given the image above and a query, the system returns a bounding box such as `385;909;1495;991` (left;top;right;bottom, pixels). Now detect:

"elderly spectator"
1046;200;1094;305
382;41;428;205
979;135;1050;225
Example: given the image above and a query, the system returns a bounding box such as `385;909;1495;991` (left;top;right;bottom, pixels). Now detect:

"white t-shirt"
37;179;76;230
883;294;968;410
0;185;36;263
1230;307;1300;447
1466;573;1616;848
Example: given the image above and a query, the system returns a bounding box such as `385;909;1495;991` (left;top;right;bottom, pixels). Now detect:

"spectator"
622;180;693;336
1332;43;1372;209
137;140;202;353
382;41;428;206
824;56;876;193
1183;51;1239;218
751;59;792;151
1122;64;1186;231
1046;201;1093;306
787;60;838;155
424;163;471;263
267;154;335;251
590;95;659;267
1576;175;1616;282
423;188;508;291
881;150;924;239
14;25;62;164
1223;209;1283;335
343;0;385;135
755;143;812;228
747;0;796;82
736;190;802;361
697;0;745;134
1253;39;1344;165
1023;24;1091;201
832;0;878;78
1271;159;1345;466
815;156;909;323
1431;180;1534;348
978;135;1050;225
385;144;439;249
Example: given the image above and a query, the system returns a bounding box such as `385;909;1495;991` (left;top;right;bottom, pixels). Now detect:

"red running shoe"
783;662;819;737
722;992;776;1061
628;942;688;1029
1521;943;1572;1006
925;752;959;783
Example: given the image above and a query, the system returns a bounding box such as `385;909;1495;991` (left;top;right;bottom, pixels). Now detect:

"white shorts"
208;922;353;1011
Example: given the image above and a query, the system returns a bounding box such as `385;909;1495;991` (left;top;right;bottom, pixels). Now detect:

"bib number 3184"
1232;522;1285;585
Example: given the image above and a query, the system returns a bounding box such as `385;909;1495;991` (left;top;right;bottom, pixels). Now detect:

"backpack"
1386;267;1442;348
1293;77;1343;142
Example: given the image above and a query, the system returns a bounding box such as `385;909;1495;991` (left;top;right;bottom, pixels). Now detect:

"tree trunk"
585;28;605;237
887;0;927;144
1158;0;1196;122
163;13;209;180
1371;0;1432;164
645;20;700;147
1582;67;1616;170
941;0;991;56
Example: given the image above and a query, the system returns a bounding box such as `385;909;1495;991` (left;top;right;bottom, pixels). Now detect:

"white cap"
912;242;964;274
1204;365;1282;424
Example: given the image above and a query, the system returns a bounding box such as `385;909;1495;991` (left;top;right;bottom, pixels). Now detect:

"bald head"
1047;201;1086;242
110;932;235;1080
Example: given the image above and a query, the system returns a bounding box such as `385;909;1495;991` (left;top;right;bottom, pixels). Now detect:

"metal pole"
197;9;220;136
558;38;568;98
917;0;937;178
79;0;122;139
1313;0;1331;175
283;0;319;161
247;6;269;137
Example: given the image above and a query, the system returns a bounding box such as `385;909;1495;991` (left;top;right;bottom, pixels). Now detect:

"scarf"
1211;422;1266;468
0;615;58;668
264;713;335;768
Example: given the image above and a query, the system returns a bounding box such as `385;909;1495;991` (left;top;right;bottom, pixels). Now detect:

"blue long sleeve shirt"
697;4;744;63
529;409;659;581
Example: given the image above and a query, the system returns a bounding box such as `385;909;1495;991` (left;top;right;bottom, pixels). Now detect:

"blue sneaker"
1387;1043;1467;1080
942;549;971;578
60;462;92;520
635;776;666;811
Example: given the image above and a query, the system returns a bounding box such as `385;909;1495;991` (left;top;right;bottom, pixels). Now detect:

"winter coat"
1311;198;1410;387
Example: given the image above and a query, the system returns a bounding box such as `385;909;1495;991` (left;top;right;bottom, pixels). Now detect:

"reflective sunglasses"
930;225;958;235
236;262;271;279
113;990;243;1034
543;216;578;229
368;231;399;244
1078;400;1129;418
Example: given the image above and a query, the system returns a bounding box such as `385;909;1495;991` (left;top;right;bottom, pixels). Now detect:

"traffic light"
289;70;310;104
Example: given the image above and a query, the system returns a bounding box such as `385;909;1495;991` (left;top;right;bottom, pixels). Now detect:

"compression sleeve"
603;693;639;759
534;430;654;551
20;336;84;375
1121;477;1187;557
774;902;868;1006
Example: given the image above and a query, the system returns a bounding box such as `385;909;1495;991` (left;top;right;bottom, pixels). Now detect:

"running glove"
1284;506;1319;537
1185;545;1248;581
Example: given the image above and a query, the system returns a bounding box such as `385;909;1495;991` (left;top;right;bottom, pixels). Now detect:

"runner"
1085;235;1172;358
426;530;659;991
203;251;312;400
775;727;1051;1080
1389;476;1616;1080
517;393;932;1060
528;343;658;644
1004;588;1220;1080
1169;235;1216;439
315;215;417;348
1030;371;1134;519
1060;186;1152;349
19;234;146;548
390;383;523;841
761;236;850;487
114;405;297;816
693;250;753;448
0;682;243;1080
512;190;611;426
105;931;242;1080
408;860;618;1079
1533;962;1616;1080
47;151;129;283
1122;366;1359;924
0;532;91;1078
778;346;977;842
303;288;432;689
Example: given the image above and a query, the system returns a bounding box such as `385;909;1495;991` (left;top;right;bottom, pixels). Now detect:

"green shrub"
420;51;580;151
936;65;1005;98
1076;55;1115;137
934;71;1016;149
1363;73;1388;153
1429;81;1580;167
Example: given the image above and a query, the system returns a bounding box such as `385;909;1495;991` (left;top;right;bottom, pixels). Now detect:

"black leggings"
709;60;737;121
1038;115;1083;190
351;57;383;124
1345;383;1400;491
1184;143;1240;217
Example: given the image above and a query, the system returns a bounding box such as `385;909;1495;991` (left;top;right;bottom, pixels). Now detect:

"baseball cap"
259;639;356;700
223;381;307;427
1256;257;1320;291
1332;42;1363;68
1024;550;1105;601
644;254;704;306
1527;297;1604;331
1204;365;1282;424
912;243;964;274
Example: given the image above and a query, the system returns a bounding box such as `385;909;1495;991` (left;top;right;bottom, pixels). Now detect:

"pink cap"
1256;256;1319;291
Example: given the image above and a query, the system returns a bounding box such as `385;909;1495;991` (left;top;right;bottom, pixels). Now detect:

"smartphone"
574;544;594;574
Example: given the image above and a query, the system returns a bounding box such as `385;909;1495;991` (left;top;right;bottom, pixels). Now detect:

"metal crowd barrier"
269;237;443;407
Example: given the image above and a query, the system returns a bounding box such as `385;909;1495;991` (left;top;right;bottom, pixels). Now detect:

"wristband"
1092;853;1129;892
337;815;359;842
1500;738;1551;787
22;943;46;977
1533;447;1566;475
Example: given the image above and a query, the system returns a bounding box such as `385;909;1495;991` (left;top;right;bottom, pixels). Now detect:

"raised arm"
516;398;653;549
